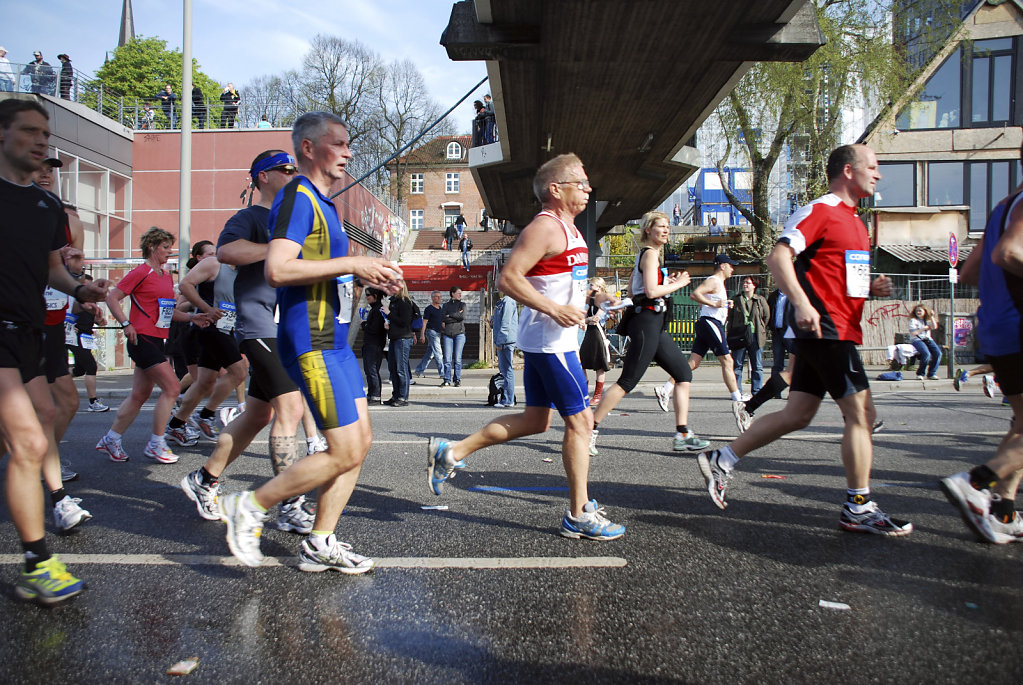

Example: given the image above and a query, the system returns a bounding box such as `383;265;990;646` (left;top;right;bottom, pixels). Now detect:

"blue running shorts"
522;350;589;417
285;346;365;430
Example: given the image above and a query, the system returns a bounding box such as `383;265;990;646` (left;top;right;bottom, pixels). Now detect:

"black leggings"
616;308;692;393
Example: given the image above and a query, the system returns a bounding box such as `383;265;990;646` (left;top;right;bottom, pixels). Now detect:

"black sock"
969;465;999;491
169;416;186;429
677;425;688;435
89;397;98;403
990;495;1015;522
22;538;49;572
200;408;215;420
593;421;600;430
199;467;218;486
747;375;789;415
50;488;67;505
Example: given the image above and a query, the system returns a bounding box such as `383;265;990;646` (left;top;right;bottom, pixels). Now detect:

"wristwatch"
121;320;131;328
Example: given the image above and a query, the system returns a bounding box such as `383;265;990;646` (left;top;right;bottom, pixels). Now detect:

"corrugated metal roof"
878;244;974;263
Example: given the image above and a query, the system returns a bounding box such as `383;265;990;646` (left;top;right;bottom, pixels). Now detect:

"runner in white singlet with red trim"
425;153;626;540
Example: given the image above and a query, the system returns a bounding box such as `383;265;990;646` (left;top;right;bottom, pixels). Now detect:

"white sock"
308;531;333;549
150;433;166;447
717;445;739;471
730;390;742;401
305;437;317;449
660;380;673;394
105;429;122;442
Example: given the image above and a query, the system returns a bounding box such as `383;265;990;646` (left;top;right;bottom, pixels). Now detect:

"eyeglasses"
553;179;592;192
269;166;297;175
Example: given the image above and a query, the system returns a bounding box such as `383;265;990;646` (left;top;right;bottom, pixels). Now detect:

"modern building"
387;134;486;233
687;167;754;227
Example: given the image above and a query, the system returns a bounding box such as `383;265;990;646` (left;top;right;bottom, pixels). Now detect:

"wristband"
73;283;85;300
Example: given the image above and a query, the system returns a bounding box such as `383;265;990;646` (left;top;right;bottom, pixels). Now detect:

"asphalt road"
1;367;1020;683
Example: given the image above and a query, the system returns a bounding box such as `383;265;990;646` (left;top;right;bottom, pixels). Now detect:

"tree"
93;36;220;126
711;0;960;263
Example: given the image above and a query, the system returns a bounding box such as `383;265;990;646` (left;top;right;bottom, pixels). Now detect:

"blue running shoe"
453;459;467;470
559;500;625;540
427;437;456;495
16;555;85;605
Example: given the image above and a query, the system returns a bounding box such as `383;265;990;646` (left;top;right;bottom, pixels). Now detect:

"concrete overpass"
441;0;824;243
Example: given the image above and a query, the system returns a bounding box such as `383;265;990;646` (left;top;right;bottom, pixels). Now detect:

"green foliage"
94;36;220;104
603;229;636;256
467;359;491;370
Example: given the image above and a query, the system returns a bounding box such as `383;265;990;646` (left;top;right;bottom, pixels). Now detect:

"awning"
877;244;974;263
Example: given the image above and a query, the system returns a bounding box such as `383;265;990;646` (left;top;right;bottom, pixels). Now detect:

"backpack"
487;373;504;405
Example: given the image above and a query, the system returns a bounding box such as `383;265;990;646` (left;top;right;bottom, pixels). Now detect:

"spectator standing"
385;284;420;407
219;83;240;128
444;221;457;251
57;54;72;100
0;47;14;92
480;209;490;232
727;276;769;395
482;93;496;143
192;86;206;129
23;51;55;95
708;216;723;236
361;288;387;404
414;291;445;379
158;84;177;128
471;100;485;147
459;234;473;272
908;303;942;380
441;286;466;387
673;203;681;226
140;103;155;130
257;115;271;129
491;290;518;408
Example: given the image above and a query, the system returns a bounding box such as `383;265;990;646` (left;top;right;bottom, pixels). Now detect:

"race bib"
336;275;354;324
156;298;175;329
844;250;870;299
79;333;97;350
215;302;236;333
44;286;68;311
64;312;78;346
571;265;588;309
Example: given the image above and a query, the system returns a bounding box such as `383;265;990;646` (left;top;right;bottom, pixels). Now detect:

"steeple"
118;0;136;47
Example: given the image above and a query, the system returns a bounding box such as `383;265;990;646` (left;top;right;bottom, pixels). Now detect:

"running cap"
250;152;296;180
43;157;63;168
714;253;738;266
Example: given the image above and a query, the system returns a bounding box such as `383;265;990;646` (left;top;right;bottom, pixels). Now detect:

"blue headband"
250;152;296;179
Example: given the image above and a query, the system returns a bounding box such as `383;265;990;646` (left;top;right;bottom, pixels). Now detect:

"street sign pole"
947;233;958;379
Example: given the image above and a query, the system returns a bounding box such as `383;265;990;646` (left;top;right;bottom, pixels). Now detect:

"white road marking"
0;554;626;569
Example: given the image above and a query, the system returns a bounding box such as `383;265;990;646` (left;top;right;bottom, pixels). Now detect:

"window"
410;173;423;194
446;142;462;159
875;163;915;207
927;162;963;206
444;208;460;227
971;38;1013;126
410;209;424;230
969;160;1020;233
896;48;960;130
446;172;459;193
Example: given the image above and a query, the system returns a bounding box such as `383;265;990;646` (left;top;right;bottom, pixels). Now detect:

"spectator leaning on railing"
0;47;15;92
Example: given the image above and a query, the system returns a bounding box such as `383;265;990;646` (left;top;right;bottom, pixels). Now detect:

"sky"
1;0;489;135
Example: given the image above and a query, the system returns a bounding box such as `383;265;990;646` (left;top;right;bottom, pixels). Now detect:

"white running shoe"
940;472;996;542
87;398;110;412
219;491;266;567
589;429;599;456
96;435;129;462
734;403;753;434
53;496;92;532
144;441;179;464
276;496;315;534
307;435;328;456
982;374;996;399
297;534;374;574
654;385;670;412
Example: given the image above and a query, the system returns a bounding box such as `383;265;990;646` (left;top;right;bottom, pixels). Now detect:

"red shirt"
117;264;175;339
778;193;870;344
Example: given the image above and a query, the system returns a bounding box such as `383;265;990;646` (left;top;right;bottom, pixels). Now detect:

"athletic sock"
247;491;268;513
969;465;999;491
200;408;216;420
168;416;186;429
105;429;122;442
199;467;218;486
308;530;333;549
305;437;317;451
729;390;742;401
747;375;789;414
50;488;67;505
846;487;872;513
716;445;739;471
677;425;688;435
990;494;1016;522
89;397;98;404
149;433;166;447
22;538;50;572
660;380;673;395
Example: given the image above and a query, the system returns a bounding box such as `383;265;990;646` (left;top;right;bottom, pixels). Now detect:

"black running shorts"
790;339;869;400
241;337;299;403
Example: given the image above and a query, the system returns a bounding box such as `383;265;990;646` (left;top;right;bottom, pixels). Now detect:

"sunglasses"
269;166;297;175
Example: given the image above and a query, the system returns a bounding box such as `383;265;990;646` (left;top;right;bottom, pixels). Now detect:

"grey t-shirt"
216;205;276;340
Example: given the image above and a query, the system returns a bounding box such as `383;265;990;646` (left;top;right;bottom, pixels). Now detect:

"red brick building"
388;135;485;232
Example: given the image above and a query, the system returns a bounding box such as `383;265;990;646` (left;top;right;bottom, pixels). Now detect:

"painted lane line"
0;554;626;569
468;486;569;492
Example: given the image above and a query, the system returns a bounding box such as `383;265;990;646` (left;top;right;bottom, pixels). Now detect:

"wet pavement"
1;366;1021;682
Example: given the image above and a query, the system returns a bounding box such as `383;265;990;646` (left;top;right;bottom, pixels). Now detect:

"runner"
165;240;248;445
181;148;320;534
687;254;746;417
695;144;912;536
217;114;402;571
0;98;109;604
96;227;209;464
940;146;1023;544
590;211;710;456
426;153;626;540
